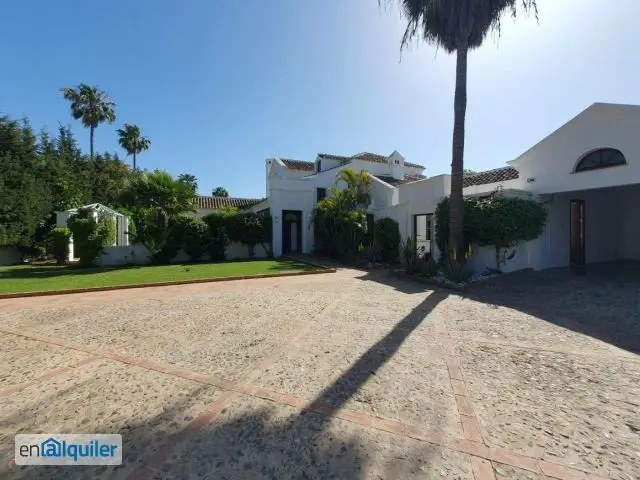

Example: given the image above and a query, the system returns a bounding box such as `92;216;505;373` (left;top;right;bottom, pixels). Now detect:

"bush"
416;255;439;278
442;257;473;283
67;209;118;266
50;227;70;265
401;236;418;274
202;212;232;261
228;213;272;258
181;217;209;261
374;218;400;263
100;217;116;247
435;192;548;272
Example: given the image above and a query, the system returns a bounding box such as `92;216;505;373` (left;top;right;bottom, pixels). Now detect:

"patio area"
0;264;638;479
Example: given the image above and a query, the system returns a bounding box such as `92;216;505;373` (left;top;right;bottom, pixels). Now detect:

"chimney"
389;151;405;180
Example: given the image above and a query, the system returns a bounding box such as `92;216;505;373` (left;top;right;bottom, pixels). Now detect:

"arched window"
575;148;626;172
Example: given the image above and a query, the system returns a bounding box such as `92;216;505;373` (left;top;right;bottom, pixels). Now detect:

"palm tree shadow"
1;286;448;479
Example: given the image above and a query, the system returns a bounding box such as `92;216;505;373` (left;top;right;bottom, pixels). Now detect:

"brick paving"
0;266;638;479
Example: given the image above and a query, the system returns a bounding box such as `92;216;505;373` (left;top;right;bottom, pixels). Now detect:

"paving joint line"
0;327;614;480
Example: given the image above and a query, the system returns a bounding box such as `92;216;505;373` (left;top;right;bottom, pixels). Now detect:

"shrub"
99;217;116;247
202;211;232;261
473;194;548;272
416;255;439;278
68;210;119;266
50;227;70;265
180;217;209;261
401;236;418;274
374;218;400;263
228;213;272;258
435;192;548;272
442;257;473;283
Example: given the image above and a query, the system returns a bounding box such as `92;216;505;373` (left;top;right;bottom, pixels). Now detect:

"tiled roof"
375;174;426;186
405;161;425;169
462;167;519;188
281;159;315;171
196;196;264;210
282;152;426;172
317;153;351;162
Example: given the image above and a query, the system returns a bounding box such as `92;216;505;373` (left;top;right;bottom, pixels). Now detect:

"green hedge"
435;193;548;271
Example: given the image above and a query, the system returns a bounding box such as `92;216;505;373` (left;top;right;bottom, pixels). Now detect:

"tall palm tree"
61;84;116;159
116;123;151;171
383;0;537;256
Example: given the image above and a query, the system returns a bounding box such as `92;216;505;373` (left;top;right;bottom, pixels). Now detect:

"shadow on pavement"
464;261;640;355
1;287;448;479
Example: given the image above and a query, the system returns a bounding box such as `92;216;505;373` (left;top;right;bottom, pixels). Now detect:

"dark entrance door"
282;210;302;254
570;200;585;265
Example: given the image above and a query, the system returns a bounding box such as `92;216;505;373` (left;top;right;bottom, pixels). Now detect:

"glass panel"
576;148;626;172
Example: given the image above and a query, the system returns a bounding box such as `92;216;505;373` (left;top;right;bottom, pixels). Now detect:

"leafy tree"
117;123;150;171
176;217;209;261
228;213;272;258
435;192;547;272
312;168;372;259
473;194;547;272
202;208;236;261
120;170;197;263
463;169;477;176
212;186;229;197
0;117;52;247
383;0;538;256
61;84;116;159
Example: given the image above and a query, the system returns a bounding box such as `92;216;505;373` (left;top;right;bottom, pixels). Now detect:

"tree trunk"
89;126;95;160
133;152;137;171
495;245;501;273
448;43;469;260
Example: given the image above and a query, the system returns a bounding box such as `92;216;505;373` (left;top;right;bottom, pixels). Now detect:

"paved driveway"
0;265;638;479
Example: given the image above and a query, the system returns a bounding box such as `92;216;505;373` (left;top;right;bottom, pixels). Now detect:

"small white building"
246;102;640;273
56;203;129;262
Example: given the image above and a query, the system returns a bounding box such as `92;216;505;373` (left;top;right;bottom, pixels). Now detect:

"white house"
249;102;640;273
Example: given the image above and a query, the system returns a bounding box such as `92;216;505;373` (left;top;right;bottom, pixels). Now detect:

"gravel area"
0;263;638;479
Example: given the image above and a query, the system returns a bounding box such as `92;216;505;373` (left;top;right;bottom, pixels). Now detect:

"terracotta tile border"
0;267;336;300
471;456;496;480
0;328;615;480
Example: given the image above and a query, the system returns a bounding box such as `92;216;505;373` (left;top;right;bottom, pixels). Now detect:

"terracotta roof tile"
462;167;519;188
374;174;426;186
196;196;264;210
281;159;315;171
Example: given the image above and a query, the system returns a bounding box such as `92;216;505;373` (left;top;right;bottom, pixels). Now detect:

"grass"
0;259;321;294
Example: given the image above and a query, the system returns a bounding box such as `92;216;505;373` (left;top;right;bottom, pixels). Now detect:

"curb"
0;268;336;300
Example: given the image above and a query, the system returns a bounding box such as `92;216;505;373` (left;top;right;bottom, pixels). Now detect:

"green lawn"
0;259;320;294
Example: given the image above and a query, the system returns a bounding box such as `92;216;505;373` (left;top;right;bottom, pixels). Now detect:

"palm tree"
212;186;229;197
61;84;116;159
383;0;537;256
116;124;151;171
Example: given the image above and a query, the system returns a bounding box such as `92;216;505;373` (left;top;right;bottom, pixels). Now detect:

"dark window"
575;148;626;172
317;160;322;173
316;188;327;202
257;208;270;217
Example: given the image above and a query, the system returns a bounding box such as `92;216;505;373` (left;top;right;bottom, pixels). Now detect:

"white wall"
99;242;270;267
465;183;640;273
512;103;640;195
0;246;21;266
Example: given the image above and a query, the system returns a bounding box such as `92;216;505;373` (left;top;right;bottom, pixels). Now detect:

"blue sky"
1;0;638;198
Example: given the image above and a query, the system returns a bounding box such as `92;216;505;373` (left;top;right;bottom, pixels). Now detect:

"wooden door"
570;200;585;265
